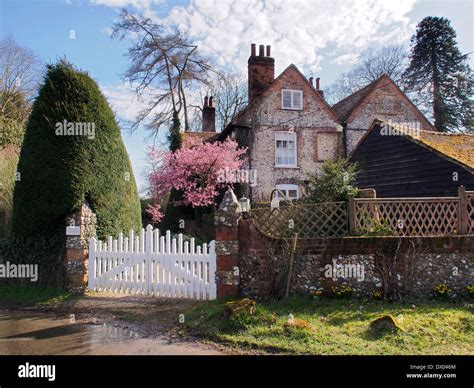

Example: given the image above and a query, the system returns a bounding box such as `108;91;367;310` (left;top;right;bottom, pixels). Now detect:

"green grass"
183;296;474;355
0;285;73;308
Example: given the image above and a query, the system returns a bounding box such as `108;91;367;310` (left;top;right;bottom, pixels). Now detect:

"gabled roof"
232;63;339;124
332;74;434;131
211;64;340;143
182;131;217;145
332;76;383;122
350;119;474;173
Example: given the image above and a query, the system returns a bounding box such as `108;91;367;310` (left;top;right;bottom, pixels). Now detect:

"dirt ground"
0;292;233;355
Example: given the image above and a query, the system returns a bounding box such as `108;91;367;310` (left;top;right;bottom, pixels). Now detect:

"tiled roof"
332;76;383;122
381;120;474;171
182;131;217;144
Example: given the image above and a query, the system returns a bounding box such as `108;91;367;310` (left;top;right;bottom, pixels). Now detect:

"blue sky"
1;0;473;195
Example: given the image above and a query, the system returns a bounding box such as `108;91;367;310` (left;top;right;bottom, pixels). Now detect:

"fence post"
458;186;468;235
145;224;153;294
88;237;97;291
214;188;241;299
348;195;356;235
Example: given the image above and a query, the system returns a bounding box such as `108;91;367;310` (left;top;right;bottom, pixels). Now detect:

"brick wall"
237;218;474;298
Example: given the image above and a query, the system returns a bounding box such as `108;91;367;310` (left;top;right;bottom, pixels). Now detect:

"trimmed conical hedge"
12;60;141;239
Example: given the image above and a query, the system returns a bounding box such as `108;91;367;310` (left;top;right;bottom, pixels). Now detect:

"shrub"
12;60;141;240
0;235;66;287
0;146;19;237
304;159;359;203
360;220;394;236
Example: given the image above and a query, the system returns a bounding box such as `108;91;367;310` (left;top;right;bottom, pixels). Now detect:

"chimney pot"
309;77;313;87
202;96;215;132
248;42;275;102
316;77;320;90
251;43;256;56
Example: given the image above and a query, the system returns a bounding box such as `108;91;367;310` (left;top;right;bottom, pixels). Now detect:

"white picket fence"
88;225;216;300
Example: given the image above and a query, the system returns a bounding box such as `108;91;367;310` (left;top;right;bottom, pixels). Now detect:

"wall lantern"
239;196;251;213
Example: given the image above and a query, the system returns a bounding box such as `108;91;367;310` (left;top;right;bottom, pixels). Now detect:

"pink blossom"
146;204;164;223
148;138;247;209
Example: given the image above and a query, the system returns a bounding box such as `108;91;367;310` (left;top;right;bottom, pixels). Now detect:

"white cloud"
331;53;360;66
90;0;162;10
101;82;147;123
100;26;113;36
155;0;416;74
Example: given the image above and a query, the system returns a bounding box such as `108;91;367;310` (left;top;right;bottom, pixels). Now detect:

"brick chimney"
315;77;324;99
202;95;216;132
248;43;275;102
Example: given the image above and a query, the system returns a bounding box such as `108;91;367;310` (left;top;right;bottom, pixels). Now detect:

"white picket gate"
88;225;216;300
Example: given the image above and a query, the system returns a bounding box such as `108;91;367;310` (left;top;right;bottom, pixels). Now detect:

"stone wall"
237;219;474;298
64;202;97;293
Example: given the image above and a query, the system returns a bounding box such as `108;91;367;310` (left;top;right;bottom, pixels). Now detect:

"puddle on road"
0;311;222;355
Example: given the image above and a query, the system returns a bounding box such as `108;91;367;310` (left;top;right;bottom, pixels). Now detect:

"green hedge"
0;236;66;287
12;60;142;240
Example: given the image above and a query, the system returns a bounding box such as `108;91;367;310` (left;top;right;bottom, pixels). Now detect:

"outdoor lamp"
239;196;250;213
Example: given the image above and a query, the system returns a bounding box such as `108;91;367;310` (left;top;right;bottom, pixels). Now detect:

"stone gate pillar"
214;189;241;298
65;202;97;293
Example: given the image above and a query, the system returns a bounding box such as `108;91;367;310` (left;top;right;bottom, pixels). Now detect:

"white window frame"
275;131;297;168
281;89;303;110
276;184;299;200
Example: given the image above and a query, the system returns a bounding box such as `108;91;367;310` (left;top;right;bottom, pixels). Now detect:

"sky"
1;0;473;195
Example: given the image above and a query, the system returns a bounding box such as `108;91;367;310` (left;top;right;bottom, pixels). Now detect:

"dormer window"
281;89;303;110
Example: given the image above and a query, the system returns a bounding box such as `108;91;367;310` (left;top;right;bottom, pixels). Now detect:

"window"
275;131;297;167
276;184;299;200
281;89;303;110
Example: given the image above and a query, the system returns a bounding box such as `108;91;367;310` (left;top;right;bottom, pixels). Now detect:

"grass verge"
183;295;474;355
0;284;73;308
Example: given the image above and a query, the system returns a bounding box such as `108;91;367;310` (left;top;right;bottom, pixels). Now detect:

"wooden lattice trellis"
251;201;347;239
353;198;460;236
466;191;474;235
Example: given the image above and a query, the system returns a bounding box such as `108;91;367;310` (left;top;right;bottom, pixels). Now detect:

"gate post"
65;202;97;293
214;188;241;298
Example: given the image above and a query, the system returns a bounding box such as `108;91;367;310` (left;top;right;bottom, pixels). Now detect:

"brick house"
332;74;434;155
213;44;343;200
187;44;435;201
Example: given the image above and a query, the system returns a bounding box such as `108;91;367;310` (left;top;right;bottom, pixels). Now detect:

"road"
0;302;226;355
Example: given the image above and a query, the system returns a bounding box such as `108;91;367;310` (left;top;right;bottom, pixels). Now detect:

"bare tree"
325;45;408;105
187;72;247;132
112;9;216;136
212;73;247;131
374;236;428;301
0;36;41;124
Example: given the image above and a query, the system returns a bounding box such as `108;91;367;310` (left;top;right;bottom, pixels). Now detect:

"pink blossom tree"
147;138;247;222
